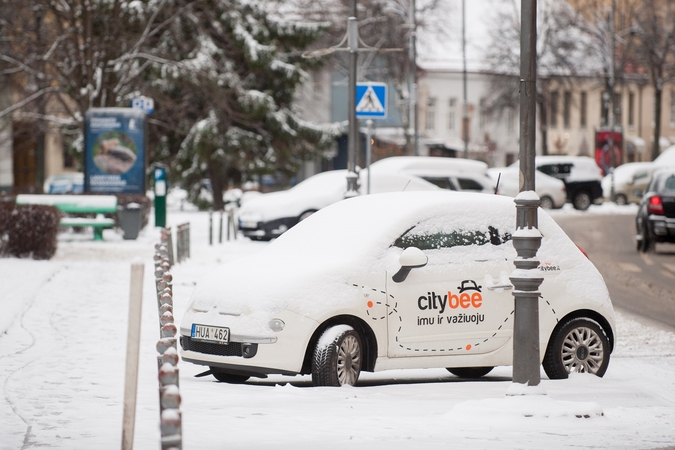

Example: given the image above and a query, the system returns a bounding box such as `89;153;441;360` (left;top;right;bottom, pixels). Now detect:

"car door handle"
487;284;514;290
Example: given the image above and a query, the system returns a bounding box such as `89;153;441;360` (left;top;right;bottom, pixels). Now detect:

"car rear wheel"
573;191;592;211
614;194;627;206
446;367;494;378
539;196;554;210
298;210;317;222
639;225;653;253
211;370;250;384
312;326;362;386
543;318;610;379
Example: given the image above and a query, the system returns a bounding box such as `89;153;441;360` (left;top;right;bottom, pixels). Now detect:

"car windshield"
664;175;675;193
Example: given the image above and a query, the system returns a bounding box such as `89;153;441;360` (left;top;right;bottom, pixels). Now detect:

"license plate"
191;324;230;344
239;221;258;229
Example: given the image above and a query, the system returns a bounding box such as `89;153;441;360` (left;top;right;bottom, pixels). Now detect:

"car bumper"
649;215;675;239
179;309;319;376
238;216;298;240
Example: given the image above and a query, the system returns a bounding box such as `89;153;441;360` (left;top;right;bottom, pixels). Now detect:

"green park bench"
15;194;118;241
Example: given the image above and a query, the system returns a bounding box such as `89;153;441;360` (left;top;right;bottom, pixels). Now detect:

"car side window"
665;175;675;193
393;226;511;250
456;177;484;191
422;177;455;190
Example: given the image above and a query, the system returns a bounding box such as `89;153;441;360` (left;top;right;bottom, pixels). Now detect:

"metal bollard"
208;210;213;245
219;210;224;244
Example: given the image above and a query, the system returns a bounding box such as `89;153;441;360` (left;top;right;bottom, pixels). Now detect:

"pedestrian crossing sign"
356;83;387;119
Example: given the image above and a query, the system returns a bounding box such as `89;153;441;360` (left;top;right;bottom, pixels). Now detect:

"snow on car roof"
371;156;488;174
189;191;608;331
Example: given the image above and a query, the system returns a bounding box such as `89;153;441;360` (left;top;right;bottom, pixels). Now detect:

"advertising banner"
595;128;623;176
84;108;147;194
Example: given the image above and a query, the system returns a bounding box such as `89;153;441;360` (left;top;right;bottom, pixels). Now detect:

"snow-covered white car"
180;191;616;386
487;166;567;209
237;169;439;240
601;162;657;205
43;172;84;194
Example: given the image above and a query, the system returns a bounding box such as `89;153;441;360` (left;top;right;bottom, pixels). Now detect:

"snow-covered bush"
0;203;60;260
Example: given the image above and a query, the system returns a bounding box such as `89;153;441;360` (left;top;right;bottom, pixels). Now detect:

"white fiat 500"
180;191;616;386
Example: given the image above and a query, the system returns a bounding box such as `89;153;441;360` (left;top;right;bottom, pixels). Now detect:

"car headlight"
268;318;285;332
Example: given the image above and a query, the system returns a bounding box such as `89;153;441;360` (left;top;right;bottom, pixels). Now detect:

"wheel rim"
540;197;553;209
561;326;605;374
336;335;361;386
575;193;591;210
615;195;627;206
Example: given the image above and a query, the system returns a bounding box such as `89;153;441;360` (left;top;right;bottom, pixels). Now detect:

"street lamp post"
509;0;544;388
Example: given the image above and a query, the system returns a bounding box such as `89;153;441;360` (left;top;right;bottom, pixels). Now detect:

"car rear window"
393;226;511;250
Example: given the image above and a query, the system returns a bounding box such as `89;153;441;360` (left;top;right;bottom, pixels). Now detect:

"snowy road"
1;207;675;449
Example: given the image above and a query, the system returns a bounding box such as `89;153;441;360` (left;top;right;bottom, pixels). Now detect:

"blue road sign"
356;83;387;119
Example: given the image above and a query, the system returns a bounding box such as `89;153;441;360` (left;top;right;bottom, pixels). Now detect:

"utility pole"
346;0;360;197
462;0;469;159
408;0;418;156
509;0;543;388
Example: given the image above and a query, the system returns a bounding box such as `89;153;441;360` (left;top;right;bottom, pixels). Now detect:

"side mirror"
392;247;428;283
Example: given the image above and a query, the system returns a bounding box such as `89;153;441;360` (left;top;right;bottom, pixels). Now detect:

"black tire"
614;194;627;206
312;326;362;387
298;210;317;222
539;196;554;210
212;370;250;384
543;318;610;380
640;225;652;253
447;367;494;378
573;191;592;211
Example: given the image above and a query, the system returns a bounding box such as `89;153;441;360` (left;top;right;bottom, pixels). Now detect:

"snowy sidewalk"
1;210;675;449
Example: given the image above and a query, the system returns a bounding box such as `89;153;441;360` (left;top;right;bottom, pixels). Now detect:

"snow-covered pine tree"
148;0;339;210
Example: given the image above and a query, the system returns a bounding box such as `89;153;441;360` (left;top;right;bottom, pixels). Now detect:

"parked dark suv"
636;167;675;252
534;156;604;210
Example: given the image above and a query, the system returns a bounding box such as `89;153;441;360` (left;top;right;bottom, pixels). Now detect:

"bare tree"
630;0;675;160
483;0;593;156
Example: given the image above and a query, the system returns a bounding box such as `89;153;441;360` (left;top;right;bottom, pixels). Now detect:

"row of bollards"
154;235;182;450
208;207;237;245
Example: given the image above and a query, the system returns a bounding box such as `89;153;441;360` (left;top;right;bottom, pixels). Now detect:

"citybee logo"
417;280;483;314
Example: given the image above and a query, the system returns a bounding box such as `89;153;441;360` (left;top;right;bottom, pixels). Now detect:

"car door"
385;223;515;358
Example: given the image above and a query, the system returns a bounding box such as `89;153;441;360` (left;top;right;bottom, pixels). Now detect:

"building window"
563;91;571;129
580;91;587;128
447;98;457;130
550;91;558;128
426;97;436;131
628;92;635;128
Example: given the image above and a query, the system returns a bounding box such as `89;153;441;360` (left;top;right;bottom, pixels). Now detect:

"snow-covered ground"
1;200;675;449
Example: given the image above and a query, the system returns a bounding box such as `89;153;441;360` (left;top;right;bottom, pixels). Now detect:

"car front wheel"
312;326;362;386
211;369;250;384
447;367;494;378
543;318;610;379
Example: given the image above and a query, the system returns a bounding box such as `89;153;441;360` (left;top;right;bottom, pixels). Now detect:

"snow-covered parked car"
43;172;84;194
237;169;439;240
601;162;656;205
180;191;616;386
370;156;495;193
487;166;567;209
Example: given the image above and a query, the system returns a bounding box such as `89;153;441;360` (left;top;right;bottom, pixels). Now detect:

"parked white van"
369;156;495;194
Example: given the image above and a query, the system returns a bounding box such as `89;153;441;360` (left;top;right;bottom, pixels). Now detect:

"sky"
1;197;675;449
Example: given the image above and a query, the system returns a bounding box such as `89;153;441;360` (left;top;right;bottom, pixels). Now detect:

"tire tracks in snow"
0;263;65;450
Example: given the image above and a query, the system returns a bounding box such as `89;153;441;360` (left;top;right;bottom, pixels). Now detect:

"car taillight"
649;196;664;214
576;245;589;259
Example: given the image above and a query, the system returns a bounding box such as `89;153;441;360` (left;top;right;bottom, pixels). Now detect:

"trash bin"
118;203;142;240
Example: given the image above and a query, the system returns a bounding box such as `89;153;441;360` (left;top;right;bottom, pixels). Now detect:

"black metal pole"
510;0;544;387
346;0;360;196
